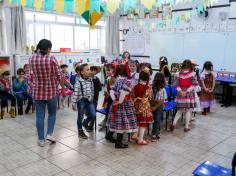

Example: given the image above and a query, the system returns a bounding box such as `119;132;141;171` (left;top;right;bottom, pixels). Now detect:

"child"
129;60;139;88
159;56;172;85
59;64;73;108
131;71;153;145
107;64;137;149
88;66;102;130
72;64;96;139
150;72;167;142
23;64;33;93
70;63;80;87
0;67;16;118
13;68;33;115
200;61;216;115
170;60;198;132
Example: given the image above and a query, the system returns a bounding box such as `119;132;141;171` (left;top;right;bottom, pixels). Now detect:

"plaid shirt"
29;54;63;100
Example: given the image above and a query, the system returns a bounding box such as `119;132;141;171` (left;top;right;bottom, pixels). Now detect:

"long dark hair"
116;64;129;78
152;72;166;91
202;61;213;71
139;71;150;85
36;39;52;56
181;59;193;71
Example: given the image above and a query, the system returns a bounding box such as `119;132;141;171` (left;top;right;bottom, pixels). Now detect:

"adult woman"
29;39;64;147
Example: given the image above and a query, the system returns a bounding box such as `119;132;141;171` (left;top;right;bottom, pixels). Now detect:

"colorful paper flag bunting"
90;0;101;13
107;0;120;14
34;0;42;11
44;0;54;11
55;0;64;13
141;0;156;10
64;0;74;13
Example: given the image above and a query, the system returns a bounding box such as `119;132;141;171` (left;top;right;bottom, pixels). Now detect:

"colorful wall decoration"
8;0;219;27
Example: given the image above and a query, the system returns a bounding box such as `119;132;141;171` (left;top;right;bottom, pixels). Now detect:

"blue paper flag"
197;4;204;14
175;16;180;25
26;0;34;8
12;0;20;5
44;0;54;11
64;0;74;13
90;0;101;13
124;0;136;13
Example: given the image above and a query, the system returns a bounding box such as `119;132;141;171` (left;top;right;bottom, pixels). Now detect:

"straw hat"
190;59;198;66
0;65;10;76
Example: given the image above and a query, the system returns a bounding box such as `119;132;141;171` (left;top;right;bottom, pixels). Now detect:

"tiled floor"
0;103;235;176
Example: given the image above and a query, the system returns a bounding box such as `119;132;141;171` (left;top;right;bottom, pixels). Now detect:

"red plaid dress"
29;54;63;100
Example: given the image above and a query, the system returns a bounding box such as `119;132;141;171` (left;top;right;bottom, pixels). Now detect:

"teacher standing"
29;39;64;147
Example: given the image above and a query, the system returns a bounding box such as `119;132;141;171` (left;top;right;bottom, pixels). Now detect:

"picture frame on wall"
162;3;172;20
149;7;159;18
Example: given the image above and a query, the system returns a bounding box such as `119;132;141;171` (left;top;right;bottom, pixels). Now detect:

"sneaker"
83;120;92;132
170;125;175;132
78;129;88;139
9;108;16;118
151;135;158;142
25;105;31;114
38;140;45;147
46;135;56;143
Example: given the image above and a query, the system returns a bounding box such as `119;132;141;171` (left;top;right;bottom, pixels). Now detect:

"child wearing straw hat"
0;66;16;118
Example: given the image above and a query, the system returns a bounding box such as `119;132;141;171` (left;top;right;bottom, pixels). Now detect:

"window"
51;25;73;50
25;11;106;52
74;26;89;50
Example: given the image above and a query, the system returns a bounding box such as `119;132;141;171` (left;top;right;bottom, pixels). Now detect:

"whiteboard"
183;33;226;71
151;33;184;67
150;32;236;72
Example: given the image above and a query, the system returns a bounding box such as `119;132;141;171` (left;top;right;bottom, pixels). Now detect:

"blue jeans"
15;92;33;108
77;98;96;129
152;105;163;136
35;96;57;140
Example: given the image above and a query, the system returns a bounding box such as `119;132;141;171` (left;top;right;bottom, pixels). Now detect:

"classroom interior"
0;0;236;175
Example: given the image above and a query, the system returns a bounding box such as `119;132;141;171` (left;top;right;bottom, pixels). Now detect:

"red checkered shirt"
29;54;63;100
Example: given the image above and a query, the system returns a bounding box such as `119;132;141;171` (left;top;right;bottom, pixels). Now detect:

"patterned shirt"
29;54;63;100
72;77;94;103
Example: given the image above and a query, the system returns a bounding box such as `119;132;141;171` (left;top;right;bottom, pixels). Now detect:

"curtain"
10;6;27;54
105;16;120;56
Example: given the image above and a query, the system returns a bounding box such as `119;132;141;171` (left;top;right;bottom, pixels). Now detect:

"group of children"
0;51;216;150
70;51;216;149
0;64;33;118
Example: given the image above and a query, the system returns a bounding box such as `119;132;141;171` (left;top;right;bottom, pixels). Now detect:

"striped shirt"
29;54;63;100
72;77;94;103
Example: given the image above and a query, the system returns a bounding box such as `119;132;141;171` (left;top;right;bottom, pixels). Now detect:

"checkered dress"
107;78;138;133
29;54;63;100
174;72;198;108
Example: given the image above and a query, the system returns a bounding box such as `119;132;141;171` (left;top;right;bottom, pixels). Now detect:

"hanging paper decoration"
44;0;54;11
107;0;120;14
21;0;27;7
75;0;89;15
26;0;34;8
123;0;136;13
90;0;101;13
87;58;90;62
141;0;156;10
90;6;104;28
34;0;42;11
64;0;74;13
55;0;64;13
197;4;204;14
175;16;180;25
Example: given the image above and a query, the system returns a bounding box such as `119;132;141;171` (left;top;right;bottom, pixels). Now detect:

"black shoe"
115;143;129;149
78;129;88;139
82;120;92;132
25;106;31;114
105;135;116;143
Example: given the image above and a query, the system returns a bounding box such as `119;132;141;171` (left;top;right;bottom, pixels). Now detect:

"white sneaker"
46;135;56;143
38;140;45;147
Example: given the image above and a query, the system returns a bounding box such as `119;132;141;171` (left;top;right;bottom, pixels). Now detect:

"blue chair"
193;152;236;176
163;101;176;130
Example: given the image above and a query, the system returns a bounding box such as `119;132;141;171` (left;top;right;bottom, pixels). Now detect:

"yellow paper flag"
75;0;87;14
107;0;120;14
21;0;27;7
55;0;64;13
34;0;42;11
90;10;103;27
141;0;156;10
